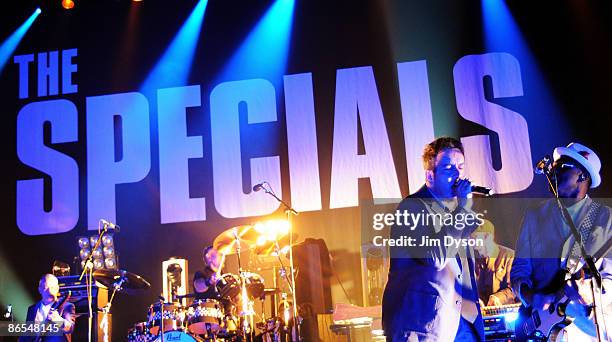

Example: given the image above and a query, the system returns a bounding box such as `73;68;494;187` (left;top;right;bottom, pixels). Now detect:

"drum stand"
232;228;255;340
99;272;126;342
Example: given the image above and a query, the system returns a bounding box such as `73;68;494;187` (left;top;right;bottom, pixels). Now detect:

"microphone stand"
542;168;605;341
259;185;301;341
78;221;112;342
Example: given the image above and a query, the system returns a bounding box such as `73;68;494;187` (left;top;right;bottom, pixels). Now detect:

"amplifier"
482;304;520;341
57;275;110;342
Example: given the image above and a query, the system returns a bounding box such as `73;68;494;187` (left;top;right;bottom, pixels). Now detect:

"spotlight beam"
0;8;41;75
216;0;296;87
140;0;208;94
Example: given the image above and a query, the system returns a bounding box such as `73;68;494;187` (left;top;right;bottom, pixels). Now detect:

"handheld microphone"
535;155;552;175
100;219;120;232
471;185;494;197
252;182;266;192
454;179;494;196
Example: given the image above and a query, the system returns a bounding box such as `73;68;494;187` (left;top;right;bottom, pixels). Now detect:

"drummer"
193;246;224;300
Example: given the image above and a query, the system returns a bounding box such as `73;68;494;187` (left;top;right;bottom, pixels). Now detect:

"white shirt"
35;302;52;323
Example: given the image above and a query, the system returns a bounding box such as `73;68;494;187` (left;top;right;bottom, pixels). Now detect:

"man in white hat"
511;142;611;341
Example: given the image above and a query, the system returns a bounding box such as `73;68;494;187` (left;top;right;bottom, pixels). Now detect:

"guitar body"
514;299;595;342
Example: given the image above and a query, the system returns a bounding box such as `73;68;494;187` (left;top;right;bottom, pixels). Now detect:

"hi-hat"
213;225;258;255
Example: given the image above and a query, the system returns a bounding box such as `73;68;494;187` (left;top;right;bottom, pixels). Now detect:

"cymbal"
253;233;299;256
213;225;258;255
93;269;151;294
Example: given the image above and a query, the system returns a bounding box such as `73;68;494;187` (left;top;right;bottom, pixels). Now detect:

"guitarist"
19;274;75;342
511;142;612;341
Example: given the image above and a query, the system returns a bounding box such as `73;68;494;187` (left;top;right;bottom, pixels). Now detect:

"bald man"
19;274;76;342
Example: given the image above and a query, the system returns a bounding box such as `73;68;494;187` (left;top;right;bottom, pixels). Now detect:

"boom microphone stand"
78;220;114;342
256;182;302;341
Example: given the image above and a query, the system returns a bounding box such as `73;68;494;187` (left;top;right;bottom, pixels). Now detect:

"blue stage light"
481;0;570;161
140;0;208;94
0;8;41;74
216;0;296;87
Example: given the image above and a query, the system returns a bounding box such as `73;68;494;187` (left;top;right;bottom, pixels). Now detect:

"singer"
511;142;611;341
382;137;484;341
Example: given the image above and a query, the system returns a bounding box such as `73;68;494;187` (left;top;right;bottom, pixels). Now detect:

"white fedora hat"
553;142;601;188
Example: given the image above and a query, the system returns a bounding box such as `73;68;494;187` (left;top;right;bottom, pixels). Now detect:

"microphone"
471;185;494;197
100;219;120;232
252;182;266;192
535;155;552;175
454;179;494;196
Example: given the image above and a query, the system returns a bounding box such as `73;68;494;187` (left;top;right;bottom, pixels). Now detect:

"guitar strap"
565;201;602;271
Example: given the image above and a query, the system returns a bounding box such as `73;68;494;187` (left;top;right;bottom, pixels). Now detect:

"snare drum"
127;322;151;342
187;299;224;335
148;302;186;335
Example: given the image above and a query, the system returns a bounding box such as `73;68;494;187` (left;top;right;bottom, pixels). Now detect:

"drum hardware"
92;269;151;342
253;182;302;341
129;205;307;341
127;322;151;342
233;227;256;339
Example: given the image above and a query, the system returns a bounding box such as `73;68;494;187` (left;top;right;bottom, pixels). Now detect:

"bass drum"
153;330;202;342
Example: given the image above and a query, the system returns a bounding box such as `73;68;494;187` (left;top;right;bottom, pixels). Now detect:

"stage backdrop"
1;0;610;340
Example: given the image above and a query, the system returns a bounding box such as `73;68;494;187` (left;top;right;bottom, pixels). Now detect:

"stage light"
0;8;41;74
78;237;90;249
480;0;569;145
92;248;103;259
79;248;91;260
216;0;295;87
103;246;115;258
101;234;114;247
62;0;75;10
93;258;104;270
140;0;208;94
104;258;117;270
61;0;74;10
254;219;291;241
77;232;119;272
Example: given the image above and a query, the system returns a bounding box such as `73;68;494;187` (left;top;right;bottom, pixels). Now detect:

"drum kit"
112;222;301;342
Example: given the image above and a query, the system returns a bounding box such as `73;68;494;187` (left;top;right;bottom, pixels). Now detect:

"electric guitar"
35;291;71;342
514;288;595;342
514;239;612;341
